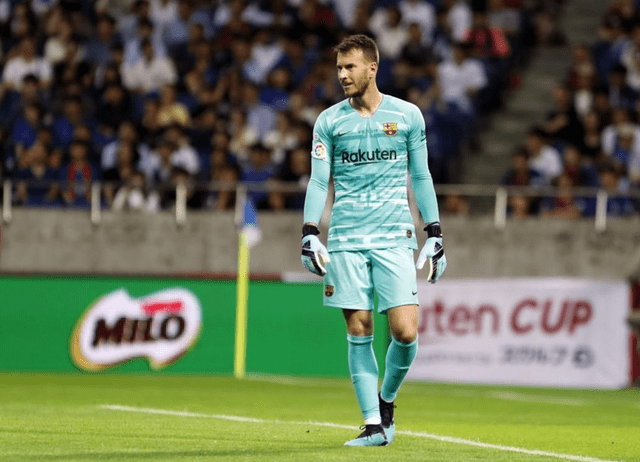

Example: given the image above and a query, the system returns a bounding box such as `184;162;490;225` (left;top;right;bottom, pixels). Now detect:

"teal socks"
380;336;418;403
347;334;380;423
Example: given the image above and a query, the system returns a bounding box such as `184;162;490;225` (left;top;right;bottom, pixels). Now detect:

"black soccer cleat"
344;424;388;446
379;394;396;444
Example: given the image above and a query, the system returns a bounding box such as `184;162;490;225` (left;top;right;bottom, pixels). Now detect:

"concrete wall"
1;208;640;279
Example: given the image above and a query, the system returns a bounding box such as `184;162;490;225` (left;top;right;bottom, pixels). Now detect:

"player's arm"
407;105;447;283
301;115;332;276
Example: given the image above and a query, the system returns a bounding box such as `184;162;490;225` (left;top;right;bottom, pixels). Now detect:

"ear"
369;61;378;77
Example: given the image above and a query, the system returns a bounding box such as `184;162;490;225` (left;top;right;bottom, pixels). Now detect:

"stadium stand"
0;0;538;212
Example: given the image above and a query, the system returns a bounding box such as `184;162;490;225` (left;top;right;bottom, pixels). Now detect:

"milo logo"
70;288;202;371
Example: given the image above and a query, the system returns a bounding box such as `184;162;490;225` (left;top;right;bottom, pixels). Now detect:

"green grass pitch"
0;373;638;461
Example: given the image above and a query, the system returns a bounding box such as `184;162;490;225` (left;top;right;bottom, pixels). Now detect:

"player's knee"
391;325;417;344
347;320;373;337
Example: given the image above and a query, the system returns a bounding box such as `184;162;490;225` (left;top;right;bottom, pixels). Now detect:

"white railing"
1;180;639;232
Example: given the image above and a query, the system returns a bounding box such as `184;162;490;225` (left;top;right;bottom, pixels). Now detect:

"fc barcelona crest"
325;285;334;297
383;122;398;136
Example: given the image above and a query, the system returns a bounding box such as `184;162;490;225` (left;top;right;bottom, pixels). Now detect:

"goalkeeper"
301;35;446;447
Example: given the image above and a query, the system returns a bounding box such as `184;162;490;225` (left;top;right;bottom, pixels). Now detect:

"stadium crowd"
0;0;544;212
500;0;640;219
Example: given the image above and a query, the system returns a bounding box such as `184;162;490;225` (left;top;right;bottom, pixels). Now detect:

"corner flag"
234;193;260;379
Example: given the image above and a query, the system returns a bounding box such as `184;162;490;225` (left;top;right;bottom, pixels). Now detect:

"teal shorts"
322;247;419;313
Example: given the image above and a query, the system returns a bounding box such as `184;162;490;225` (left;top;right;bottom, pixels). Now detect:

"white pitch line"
490;392;590;406
100;405;621;462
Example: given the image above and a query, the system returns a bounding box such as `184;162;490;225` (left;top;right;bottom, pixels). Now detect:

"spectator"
208;150;238;211
539;173;583;219
399;22;435;77
565;43;597;93
10;102;41;169
242;81;276;140
112;169;160;212
146;138;175;184
118;0;152;44
619;23;640;92
13;142;60;207
2;36;52;91
84;15;121;67
573;73;596;120
399;0;436;47
149;0;178;38
508;194;533;219
101;120;143;171
463;9;511;60
43;17;77;66
239;142;277;210
96;83;133;139
60;139;99;207
447;0;472;43
0;74;43;128
442;193;470;216
102;141;139;206
260;67;292;111
562;145;599;187
163;124;200;175
140;97;162;144
579;110;604;162
162;0;213;50
606;64;637;111
228;108;259;163
487;0;521;40
501;146;545;186
123;17;167;67
156;83;190;128
544;84;583;147
51;96;95;153
243;27;285;86
525;127;563;183
186;39;217;86
436;41;488;116
369;5;409;60
598;162;636;216
592;85;613;128
609;122;638;175
601;108;640;167
296;0;339;45
263;110;298;166
122;39;177;94
160;165;205;209
270;146;311;210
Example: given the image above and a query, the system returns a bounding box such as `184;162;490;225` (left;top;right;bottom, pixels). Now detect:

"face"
70;143;88;162
564;147;580;166
336;49;376;99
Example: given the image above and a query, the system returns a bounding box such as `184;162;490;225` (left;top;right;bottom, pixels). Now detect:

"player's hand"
301;224;330;276
416;222;447;283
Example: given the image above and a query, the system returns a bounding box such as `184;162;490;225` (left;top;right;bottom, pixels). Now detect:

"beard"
342;74;369;98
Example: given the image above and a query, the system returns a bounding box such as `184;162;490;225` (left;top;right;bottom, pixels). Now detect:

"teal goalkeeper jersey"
305;94;439;252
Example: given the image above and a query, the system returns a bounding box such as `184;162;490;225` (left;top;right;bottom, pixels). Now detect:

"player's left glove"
301;223;330;276
416;222;447;283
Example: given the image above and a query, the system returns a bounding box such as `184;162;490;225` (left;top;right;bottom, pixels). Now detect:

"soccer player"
301;35;447;447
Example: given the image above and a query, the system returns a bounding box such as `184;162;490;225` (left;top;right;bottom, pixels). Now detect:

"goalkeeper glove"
416;222;447;283
301;223;330;276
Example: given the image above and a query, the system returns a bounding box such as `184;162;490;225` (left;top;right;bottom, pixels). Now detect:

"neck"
351;86;382;117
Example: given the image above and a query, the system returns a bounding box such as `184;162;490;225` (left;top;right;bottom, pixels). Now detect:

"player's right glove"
416;222;447;283
301;223;330;276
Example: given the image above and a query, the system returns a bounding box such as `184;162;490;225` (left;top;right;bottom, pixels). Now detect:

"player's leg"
323;250;386;446
343;309;387;446
372;247;420;443
383;304;419;400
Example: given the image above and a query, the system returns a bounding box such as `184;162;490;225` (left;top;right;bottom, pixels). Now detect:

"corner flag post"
235;229;250;379
234;186;261;379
